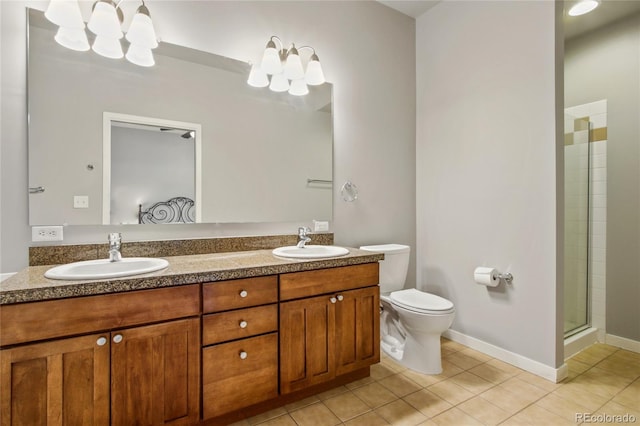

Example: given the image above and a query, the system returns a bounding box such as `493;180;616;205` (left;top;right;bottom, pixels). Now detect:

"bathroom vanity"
0;243;382;425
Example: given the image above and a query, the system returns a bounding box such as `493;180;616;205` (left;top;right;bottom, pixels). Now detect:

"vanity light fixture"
568;0;600;16
44;0;158;67
248;35;326;96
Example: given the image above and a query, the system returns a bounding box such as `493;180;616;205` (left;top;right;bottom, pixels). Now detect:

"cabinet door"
335;286;380;376
110;318;199;426
280;294;336;394
0;334;110;426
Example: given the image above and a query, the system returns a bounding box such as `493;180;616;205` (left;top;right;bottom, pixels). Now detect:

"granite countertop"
0;248;383;305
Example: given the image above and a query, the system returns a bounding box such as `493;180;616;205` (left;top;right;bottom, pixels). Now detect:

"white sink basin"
44;257;169;280
272;245;349;259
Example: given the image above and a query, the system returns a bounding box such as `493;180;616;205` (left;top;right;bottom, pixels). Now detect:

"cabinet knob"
239;320;248;329
330;297;337;304
96;337;107;346
239;290;248;298
336;295;344;302
113;334;123;344
239;351;248;360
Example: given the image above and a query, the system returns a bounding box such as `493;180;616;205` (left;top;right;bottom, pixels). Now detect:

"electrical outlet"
73;195;89;209
32;226;64;242
313;220;329;232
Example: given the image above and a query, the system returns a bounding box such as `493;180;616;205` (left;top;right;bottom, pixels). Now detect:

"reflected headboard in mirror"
27;8;333;226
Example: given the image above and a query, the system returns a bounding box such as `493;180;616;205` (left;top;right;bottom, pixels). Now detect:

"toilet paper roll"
474;267;500;287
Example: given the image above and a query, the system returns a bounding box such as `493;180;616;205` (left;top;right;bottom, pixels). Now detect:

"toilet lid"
390;289;454;313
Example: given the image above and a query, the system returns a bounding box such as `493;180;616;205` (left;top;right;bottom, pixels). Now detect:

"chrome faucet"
296;227;312;248
108;232;122;262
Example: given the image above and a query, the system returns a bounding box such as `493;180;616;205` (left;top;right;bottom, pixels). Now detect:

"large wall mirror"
27;8;333;226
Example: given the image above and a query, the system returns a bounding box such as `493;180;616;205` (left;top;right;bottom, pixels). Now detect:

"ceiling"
377;0;640;39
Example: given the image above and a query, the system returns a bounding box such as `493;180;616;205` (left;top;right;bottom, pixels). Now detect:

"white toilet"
359;244;455;374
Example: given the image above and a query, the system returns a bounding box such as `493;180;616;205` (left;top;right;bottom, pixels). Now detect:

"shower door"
563;113;591;336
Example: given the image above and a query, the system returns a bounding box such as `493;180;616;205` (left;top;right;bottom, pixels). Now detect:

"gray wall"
1;1;417;281
565;14;640;342
416;1;562;368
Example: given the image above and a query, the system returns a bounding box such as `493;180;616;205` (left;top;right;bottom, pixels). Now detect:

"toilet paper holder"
496;272;514;283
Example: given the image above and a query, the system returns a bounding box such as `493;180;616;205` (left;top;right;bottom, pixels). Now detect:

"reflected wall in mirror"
27;8;333;226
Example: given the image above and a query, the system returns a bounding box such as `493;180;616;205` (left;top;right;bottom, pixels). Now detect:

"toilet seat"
390;289;455;315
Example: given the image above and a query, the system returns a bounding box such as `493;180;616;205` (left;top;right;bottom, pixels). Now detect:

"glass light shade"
288;79;309;96
126;43;155;67
305;57;325;85
54;26;90;51
269;73;289;92
45;0;85;29
261;47;282;75
568;0;599;16
283;52;304;80
88;1;123;39
126;12;158;49
92;35;124;59
247;63;269;88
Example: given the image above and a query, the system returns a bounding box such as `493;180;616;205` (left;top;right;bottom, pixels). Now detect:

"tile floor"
233;339;640;425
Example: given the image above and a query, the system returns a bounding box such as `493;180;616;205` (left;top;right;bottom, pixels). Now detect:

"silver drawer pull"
239;320;248;329
96;337;107;346
239;351;248;360
336;295;344;301
113;334;123;344
239;290;248;298
330;297;337;304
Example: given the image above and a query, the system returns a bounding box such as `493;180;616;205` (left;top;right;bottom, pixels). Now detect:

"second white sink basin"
272;245;349;259
44;257;169;280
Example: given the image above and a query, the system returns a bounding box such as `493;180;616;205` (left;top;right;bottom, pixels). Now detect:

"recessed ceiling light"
568;0;600;17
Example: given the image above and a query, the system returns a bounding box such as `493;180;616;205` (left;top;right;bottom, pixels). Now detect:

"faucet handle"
298;226;311;236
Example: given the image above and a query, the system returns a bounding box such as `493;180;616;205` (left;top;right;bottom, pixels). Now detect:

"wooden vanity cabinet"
0;285;200;426
201;276;279;420
279;264;380;394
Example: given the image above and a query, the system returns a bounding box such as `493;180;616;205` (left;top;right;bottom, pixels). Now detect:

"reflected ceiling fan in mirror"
159;128;195;139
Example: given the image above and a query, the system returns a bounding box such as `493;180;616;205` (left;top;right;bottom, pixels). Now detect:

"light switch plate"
74;195;89;209
313;220;329;232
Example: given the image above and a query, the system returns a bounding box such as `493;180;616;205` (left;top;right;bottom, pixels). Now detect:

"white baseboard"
564;327;599;360
0;272;16;283
443;329;568;383
605;333;640;353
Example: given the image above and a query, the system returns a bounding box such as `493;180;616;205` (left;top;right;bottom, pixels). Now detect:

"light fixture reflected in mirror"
568;0;600;16
44;0;158;66
248;35;326;96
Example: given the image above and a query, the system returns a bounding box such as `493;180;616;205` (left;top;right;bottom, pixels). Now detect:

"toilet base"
382;332;444;375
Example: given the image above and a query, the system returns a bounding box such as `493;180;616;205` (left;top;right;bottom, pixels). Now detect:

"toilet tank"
359;244;410;293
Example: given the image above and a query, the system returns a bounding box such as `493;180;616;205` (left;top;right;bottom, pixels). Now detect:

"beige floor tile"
370;362;399;381
401;368;444;388
440;339;466;353
381;356;408;373
416;421;439;426
572;367;635;399
229;420;250;426
484;358;523;376
284;395;320;412
459;347;493;363
375;399;428;426
247;407;288;425
508;404;575;426
552;382;610;411
596;352;640;378
427;379;475;405
430;407;483;426
289;402;341;426
468;363;514;385
345;376;376;390
344;411;390;426
444;352;485;370
517;371;562;392
403;389;453;418
432;359;464;379
323;391;371;422
582;343;618;359
448;371;494;394
479;377;547;415
565;358;592;380
534;392;595;421
352;382;399;409
593;399;640;419
257;414;298;426
316;385;350;401
572;349;609;366
378;373;423;397
457;395;511;425
611;378;640;411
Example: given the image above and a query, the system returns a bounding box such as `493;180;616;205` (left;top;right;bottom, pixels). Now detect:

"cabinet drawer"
202;304;278;346
202;333;278;419
0;285;200;347
280;263;379;301
203;276;278;313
